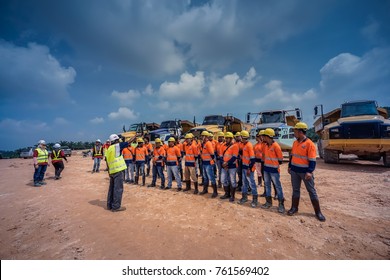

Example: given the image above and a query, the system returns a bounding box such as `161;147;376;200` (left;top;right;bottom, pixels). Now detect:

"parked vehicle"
146;120;195;142
61;146;72;157
120;122;160;142
20;148;33;159
314;100;390;167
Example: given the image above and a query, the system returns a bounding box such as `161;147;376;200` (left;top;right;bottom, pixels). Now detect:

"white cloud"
0;41;76;103
208;67;258;104
108;107;139;120
111;89;140;105
319;47;390;105
149;101;171;111
0;118;49;133
254;80;317;106
90;117;104;124
53;117;69;125
143;84;155;96
159;71;205;99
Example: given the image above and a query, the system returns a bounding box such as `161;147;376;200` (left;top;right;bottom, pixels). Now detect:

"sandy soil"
0;153;389;260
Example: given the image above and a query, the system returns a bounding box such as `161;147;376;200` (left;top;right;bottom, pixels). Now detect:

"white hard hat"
53;143;61;148
38;140;46;145
96;139;101;143
109;134;119;142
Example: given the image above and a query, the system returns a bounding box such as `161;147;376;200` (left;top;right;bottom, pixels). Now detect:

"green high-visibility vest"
106;144;126;174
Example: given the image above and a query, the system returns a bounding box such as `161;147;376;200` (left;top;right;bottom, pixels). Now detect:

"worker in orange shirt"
254;131;264;189
220;132;239;202
288;122;325;222
176;136;184;181
183;133;199;194
165;137;182;190
148;138;166;189
122;145;134;184
134;138;148;186
199;131;218;198
261;128;285;213
234;132;244;192
144;137;153;177
215;131;225;188
238;131;258;208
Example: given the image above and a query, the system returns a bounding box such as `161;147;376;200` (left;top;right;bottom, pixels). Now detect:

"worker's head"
38;139;46;148
241;130;249;143
53;143;61;149
208;132;214;140
155;138;162;147
217;131;225;142
168;137;176;147
201;130;209;141
293;122;308;139
144;137;149;143
136;138;144;146
234;132;242;142
185;133;194;144
108;135;119;144
224;132;234;144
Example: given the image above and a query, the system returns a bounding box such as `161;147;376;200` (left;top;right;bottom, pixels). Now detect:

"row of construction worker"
110;122;325;221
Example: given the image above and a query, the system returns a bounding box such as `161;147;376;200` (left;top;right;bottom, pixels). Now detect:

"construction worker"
207;132;217;178
215;131;225;188
199;131;218;198
33;140;49;187
144;137;153;177
91;139;103;173
220;132;239;202
254;131;264;189
234;132;244;192
102;139;111;171
134;138;148;186
148;138;166;189
258;130;278;199
106;134;129;212
176;136;184;181
183;133;199;194
196;136;203;185
238;130;258;207
165;137;182;190
288;122;326;222
51;143;68;180
122;145;134;184
261;128;285;213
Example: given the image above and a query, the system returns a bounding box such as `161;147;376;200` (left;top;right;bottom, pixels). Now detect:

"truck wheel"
323;149;339;164
317;140;324;159
383;153;390;168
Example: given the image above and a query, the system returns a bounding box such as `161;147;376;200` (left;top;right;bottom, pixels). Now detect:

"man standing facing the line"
288;122;326;222
92;139;103;173
51;143;68;180
33;140;49;187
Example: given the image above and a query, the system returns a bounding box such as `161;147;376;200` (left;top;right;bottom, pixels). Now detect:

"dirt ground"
0;152;389;260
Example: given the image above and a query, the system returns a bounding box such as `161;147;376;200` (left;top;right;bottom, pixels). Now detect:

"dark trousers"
53;161;64;178
33;164;47;183
107;171;124;210
152;165;165;185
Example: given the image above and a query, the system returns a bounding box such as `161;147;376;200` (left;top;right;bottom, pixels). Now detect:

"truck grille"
342;122;381;139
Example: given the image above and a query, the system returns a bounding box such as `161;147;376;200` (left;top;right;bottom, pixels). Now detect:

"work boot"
177;187;182;192
183;181;191;192
159;182;165;190
199;184;208;195
147;183;155;188
220;185;231;199
238;193;248;205
278;199;285;214
211;183;218;198
135;176;139;185
311;199;326;222
251;195;258;208
142;175;145;186
229;187;236;202
193;182;199;194
261;196;272;209
287;197;300;216
111;206;126;212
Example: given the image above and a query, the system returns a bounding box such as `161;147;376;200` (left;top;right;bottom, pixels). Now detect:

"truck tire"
317;140;324;159
358;155;381;161
323;149;339;164
383;153;390;168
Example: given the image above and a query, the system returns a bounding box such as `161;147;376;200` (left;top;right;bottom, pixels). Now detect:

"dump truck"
188;114;250;139
246;108;302;151
119;122;160;142
146;120;195;142
314;100;390;167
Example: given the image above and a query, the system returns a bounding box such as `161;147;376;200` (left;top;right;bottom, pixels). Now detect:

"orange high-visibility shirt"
263;141;283;173
153;146;166;166
254;142;263;162
135;146;148;162
222;143;239;168
122;146;134;161
166;146;181;166
290;138;316;171
242;141;255;171
184;141;199;166
201;140;215;165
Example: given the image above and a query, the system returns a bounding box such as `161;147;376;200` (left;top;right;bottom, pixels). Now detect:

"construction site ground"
0;153;389;260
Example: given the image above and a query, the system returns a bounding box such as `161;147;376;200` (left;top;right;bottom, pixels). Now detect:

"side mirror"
246;113;251;124
314;106;318;116
296;109;302;120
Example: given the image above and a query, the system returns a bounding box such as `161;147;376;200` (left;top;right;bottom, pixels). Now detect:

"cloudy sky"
1;0;389;150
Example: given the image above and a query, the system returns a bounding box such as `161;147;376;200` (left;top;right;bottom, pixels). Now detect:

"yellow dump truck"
119;122;160;141
188;114;250;138
314;100;390;167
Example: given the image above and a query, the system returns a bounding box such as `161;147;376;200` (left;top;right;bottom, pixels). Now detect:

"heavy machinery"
120;122;160;141
246;109;302;151
314;100;390;167
188;114;249;138
146;120;195;142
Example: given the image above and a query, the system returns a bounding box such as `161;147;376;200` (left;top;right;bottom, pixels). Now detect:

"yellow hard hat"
294;122;308;131
185;133;193;139
208;132;214;137
217;131;225;137
225;132;234;138
201;131;209;136
263;128;275;137
155;138;162;143
235;132;241;137
258;130;265;136
168;137;176;142
137;138;144;143
241;130;249;138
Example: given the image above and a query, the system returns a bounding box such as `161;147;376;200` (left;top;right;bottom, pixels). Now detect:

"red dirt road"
0;154;389;259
